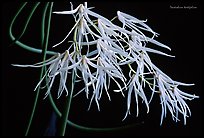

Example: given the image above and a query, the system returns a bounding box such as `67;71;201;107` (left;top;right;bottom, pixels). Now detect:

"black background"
1;0;203;136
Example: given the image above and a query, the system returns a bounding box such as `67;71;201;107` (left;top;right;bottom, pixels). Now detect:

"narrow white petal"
52;18;81;47
59;59;81;72
53;4;81;14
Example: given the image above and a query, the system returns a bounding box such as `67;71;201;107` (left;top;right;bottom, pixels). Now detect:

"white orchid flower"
13;2;199;126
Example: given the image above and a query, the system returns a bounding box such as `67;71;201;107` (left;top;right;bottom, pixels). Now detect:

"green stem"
25;68;45;136
9;2;56;55
25;2;53;136
42;3;53;56
10;2;40;45
58;70;76;136
48;92;143;132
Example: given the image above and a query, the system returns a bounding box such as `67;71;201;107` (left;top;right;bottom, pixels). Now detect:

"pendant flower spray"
11;2;199;136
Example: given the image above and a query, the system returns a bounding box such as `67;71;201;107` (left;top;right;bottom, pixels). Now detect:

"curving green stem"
10;2;39;45
25;2;53;136
9;2;56;55
48;91;143;132
58;70;76;136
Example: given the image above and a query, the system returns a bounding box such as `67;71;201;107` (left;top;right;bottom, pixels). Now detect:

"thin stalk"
25;2;53;135
10;3;40;45
58;70;76;136
48;92;143;132
9;2;56;55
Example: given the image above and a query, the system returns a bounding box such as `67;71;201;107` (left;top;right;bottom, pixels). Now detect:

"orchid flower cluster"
14;2;199;125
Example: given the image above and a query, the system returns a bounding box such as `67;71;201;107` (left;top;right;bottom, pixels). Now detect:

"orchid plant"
10;2;199;136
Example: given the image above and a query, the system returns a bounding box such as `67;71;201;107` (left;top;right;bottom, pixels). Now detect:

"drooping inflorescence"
13;2;199;125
